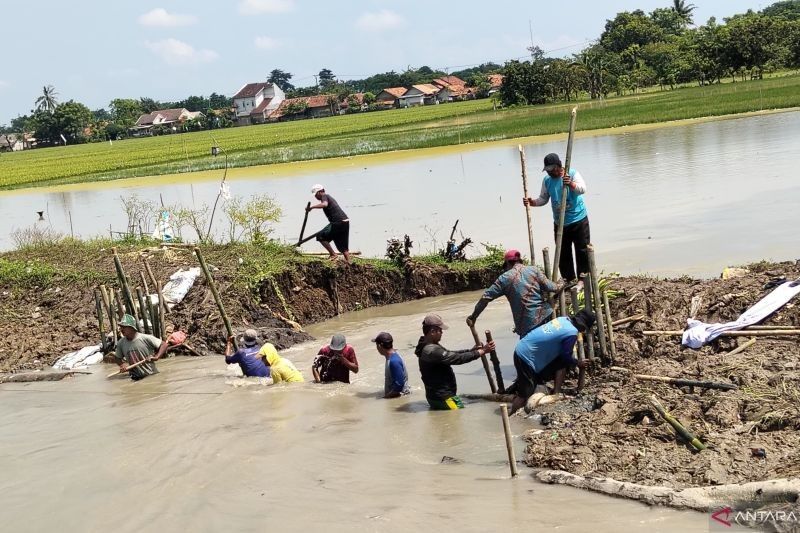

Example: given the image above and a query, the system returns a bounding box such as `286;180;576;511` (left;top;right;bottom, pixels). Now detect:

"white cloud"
145;39;218;65
254;36;281;50
356;10;405;32
238;0;293;15
138;8;197;27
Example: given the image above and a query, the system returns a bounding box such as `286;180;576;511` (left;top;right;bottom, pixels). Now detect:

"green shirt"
115;333;162;380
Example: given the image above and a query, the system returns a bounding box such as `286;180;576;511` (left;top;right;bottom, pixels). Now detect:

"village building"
397;84;440;107
432;76;471;103
0;133;35;152
132;108;205;135
232;82;286;126
488;74;505;94
269;95;338;121
375;87;408;108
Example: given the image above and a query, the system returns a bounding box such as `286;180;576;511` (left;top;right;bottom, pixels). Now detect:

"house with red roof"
232;82;286;125
132;108;205;135
269;95;337;121
375;87;407;108
397;84;440;107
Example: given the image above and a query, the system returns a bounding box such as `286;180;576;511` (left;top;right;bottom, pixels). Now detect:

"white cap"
311;184;324;194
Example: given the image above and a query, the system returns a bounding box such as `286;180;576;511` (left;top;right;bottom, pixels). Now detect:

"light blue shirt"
514;317;578;373
538;169;588;225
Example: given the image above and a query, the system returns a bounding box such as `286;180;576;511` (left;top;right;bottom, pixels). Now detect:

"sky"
0;0;767;124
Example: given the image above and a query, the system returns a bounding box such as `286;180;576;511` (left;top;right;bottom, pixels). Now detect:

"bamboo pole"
94;289;107;352
297;202;311;246
612;314;646;327
135;288;152;335
610;367;738;391
581;274;596;362
485;330;505;393
106;358;149;378
570;287;586;390
139;271;150;296
643;330;800;337
602;291;617;361
111;248;137;321
500;404;519;478
649;395;706;451
194;247;236;347
551;107;578;284
99;285;117;342
744;325;797;331
468;324;497;394
148;299;161;342
542;247;552;280
722;337;757;357
587;245;609;363
461;393;517;402
519;145;535;265
115;290;126;320
142;257;167;340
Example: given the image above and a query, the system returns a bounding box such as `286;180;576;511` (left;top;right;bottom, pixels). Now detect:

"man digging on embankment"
115;314;169;381
510;309;595;413
415;314;495;410
523;153;590;285
467;248;560;338
307;184;351;263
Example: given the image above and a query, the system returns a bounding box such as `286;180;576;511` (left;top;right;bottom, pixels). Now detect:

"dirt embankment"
524;260;800;489
0;244;501;373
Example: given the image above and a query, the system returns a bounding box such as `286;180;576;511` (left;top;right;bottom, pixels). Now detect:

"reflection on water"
2;112;799;277
0;291;708;532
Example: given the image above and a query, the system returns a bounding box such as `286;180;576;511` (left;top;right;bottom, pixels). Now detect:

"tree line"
500;0;800;105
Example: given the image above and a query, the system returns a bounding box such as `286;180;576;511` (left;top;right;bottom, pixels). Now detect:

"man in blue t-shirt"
510;309;595;412
224;329;270;378
373;332;410;398
523;152;590;283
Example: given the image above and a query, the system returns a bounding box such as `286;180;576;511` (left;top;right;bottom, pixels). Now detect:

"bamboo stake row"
643;330;800;337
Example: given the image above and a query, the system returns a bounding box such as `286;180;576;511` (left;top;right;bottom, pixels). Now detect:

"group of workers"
113;151;597;412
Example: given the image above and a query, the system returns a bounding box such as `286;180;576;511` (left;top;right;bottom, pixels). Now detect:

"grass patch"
0;258;57;287
2;75;799;190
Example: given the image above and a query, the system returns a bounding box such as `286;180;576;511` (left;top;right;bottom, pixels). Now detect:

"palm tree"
35;85;59;113
672;0;697;25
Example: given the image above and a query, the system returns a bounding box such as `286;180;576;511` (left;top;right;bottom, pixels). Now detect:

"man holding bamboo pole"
114;314;168;381
523;153;590;285
467;249;559;338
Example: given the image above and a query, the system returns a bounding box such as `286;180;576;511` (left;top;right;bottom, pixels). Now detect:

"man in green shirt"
115;314;168;381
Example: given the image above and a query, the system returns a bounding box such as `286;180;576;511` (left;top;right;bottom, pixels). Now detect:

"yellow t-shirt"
258;343;304;383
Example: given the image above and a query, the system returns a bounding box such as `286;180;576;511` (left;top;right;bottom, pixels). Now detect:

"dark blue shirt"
226;346;270;377
385;352;410;396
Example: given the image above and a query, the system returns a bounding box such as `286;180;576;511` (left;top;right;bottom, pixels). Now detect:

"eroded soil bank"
0;242;501;372
524;260;800;490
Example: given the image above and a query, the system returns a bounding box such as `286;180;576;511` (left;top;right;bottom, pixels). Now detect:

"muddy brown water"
0;292;712;532
2;111;799;277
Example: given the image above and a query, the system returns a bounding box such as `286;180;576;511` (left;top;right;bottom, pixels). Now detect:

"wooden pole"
297;202;311;246
519;145;535;265
587;244;609;363
610;368;738;391
139;271;150;296
542;247;552;279
142;257;167;340
649;395;706;451
135;288;152;335
500;404;519;478
581;273;594;361
194;247;235;347
115;290;126;320
485;330;505;393
744;325;797;331
612;314;645;327
551;107;578;285
111;248;137;321
94;289;107;352
469;324;497;394
148;299;161;342
106;358;149;378
642;330;800;337
722;337;757;357
581;273;596;362
602;291;617;362
99;285;117;341
570;287;586;390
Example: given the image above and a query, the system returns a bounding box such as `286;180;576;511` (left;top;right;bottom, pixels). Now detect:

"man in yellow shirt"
259;343;304;383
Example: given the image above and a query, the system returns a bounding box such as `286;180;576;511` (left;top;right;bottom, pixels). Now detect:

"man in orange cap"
467;249;559;338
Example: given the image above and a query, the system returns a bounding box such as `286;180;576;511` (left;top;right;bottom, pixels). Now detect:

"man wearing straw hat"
467;249;559;338
115;314;168;381
523;153;590;285
307;184;351;263
225;329;270;378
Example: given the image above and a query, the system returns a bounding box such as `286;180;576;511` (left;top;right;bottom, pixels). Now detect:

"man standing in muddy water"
415;314;495;410
467;249;559;338
523;153;590;284
115;314;169;381
312;334;359;383
308;184;351;263
373;331;410;398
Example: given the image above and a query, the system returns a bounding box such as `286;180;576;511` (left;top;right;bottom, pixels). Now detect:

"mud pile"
0;243;500;372
524;260;800;489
